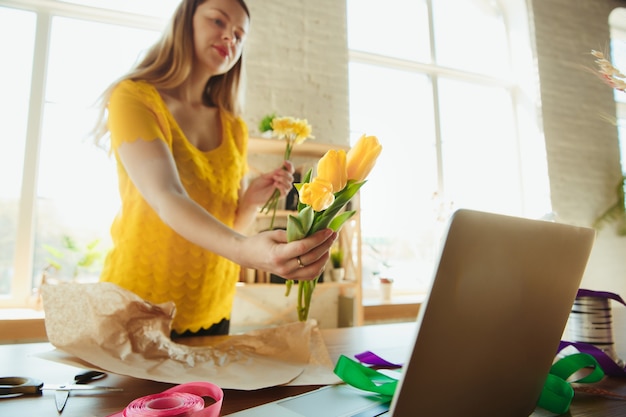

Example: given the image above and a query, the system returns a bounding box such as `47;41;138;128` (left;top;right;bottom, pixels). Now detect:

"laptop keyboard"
352;402;390;417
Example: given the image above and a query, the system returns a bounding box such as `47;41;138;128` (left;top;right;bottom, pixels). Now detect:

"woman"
93;0;335;337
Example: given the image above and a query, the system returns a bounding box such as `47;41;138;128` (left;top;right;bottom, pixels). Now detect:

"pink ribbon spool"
107;382;223;417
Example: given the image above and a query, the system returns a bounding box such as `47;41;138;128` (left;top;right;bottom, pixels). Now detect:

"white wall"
243;0;349;146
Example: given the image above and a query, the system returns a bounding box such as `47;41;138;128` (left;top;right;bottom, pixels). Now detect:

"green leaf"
86;239;101;251
592;175;626;235
302;168;313;183
258;113;277;132
46;260;62;270
299;206;314;235
62;235;79;251
286;214;306;242
328;210;356;232
43;244;64;259
310;180;366;234
78;252;101;268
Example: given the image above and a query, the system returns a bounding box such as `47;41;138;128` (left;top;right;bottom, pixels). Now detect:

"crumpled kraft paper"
40;282;341;390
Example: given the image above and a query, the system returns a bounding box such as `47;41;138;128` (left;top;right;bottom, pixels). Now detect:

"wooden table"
1;322;626;416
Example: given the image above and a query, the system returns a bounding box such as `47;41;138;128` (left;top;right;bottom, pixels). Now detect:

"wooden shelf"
363;301;421;325
0;309;47;343
248;137;349;158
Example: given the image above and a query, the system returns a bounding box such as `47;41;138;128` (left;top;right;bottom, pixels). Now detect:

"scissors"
0;370;123;413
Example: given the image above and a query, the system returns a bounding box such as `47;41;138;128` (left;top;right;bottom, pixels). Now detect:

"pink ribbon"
107;382;223;417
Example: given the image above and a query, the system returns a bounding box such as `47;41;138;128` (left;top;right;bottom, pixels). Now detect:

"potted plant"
258;112;277;137
29;235;106;310
42;235;105;283
330;246;345;282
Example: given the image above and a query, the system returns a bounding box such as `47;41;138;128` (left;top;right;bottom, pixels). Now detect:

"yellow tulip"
346;134;383;181
317;149;347;193
299;178;335;211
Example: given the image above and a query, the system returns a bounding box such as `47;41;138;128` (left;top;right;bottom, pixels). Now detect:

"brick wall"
243;0;349;146
531;0;626;295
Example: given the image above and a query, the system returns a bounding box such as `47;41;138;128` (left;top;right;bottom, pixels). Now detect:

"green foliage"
43;235;105;279
593;175;626;236
330;247;344;268
258;113;277;133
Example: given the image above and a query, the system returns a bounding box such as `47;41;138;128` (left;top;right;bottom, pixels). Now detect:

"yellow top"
99;79;248;334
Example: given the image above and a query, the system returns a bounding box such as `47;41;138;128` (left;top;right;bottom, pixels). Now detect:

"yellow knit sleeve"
107;80;171;151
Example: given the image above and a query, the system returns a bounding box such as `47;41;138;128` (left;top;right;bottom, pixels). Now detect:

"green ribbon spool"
537;352;604;414
334;351;604;414
333;355;398;398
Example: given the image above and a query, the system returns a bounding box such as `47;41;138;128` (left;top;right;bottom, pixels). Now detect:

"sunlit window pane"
610;9;626;174
432;0;509;76
438;78;521;214
347;0;431;63
0;7;36;296
349;62;440;291
33;18;161;283
46;17;159;105
611;36;626;105
59;0;180;19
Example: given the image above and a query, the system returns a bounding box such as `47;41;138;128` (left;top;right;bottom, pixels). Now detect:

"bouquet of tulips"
285;134;382;321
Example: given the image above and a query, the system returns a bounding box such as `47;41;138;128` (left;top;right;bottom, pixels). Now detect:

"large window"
347;0;550;296
0;0;178;307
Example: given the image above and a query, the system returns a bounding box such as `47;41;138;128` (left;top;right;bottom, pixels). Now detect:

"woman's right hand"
238;228;337;281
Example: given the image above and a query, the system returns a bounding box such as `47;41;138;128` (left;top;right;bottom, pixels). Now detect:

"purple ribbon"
577;289;626;306
558;340;626;377
354;351;403;369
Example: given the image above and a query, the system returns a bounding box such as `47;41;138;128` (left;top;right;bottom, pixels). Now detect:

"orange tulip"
346;135;382;181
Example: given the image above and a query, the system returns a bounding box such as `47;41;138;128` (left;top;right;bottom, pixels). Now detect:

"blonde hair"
92;0;250;147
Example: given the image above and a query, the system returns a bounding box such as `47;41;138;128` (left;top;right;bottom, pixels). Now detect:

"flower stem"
265;188;280;229
261;138;295;230
296;276;319;322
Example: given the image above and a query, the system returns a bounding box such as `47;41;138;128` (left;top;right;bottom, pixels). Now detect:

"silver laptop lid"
390;209;595;417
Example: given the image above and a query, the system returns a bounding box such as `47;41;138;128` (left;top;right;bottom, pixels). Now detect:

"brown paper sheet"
40;282;341;390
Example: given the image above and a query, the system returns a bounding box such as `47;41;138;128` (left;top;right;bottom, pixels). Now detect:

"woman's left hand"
244;160;295;206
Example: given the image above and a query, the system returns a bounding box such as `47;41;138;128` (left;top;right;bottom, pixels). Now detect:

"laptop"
227;209;596;417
